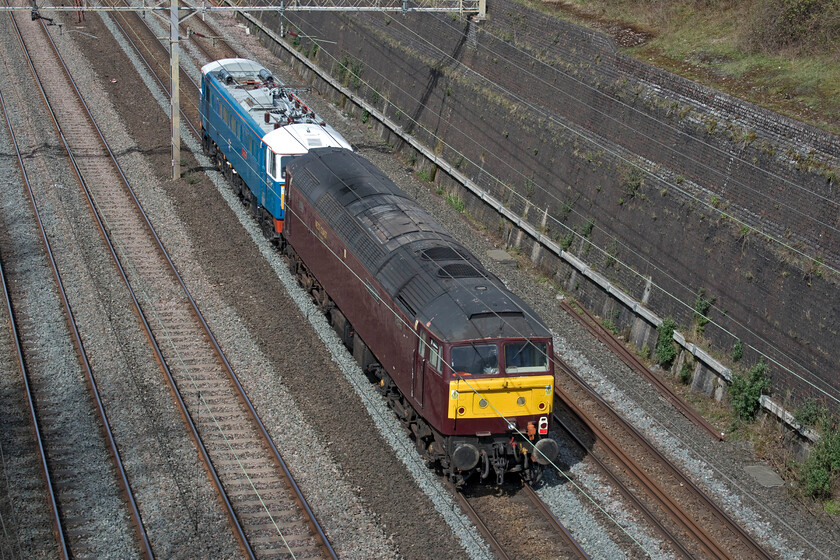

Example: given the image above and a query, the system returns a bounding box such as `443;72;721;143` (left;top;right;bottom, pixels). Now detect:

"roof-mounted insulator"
258;69;274;85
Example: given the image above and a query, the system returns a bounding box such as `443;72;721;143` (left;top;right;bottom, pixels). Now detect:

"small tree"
729;360;771;419
802;425;840;498
654;318;678;368
731;339;743;362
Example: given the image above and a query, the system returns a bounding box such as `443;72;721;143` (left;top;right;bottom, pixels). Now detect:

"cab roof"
201;58;351;154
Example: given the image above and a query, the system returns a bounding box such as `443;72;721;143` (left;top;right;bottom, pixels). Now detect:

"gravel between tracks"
65;10;490;560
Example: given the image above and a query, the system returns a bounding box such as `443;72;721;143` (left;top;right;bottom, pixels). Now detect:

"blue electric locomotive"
200;58;351;239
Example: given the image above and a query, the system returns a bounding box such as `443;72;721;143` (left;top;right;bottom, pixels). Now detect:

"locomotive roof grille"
421;247;469;261
437;263;485;279
469;311;524;320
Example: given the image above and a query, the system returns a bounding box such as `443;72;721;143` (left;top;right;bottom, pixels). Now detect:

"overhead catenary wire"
279;12;840;405
269;13;834;557
202;12;832;556
201;72;659;555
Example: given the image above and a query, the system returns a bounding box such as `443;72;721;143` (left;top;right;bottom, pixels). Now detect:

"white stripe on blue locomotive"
200;58;351;223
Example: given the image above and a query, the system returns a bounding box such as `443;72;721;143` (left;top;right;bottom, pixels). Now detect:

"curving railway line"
1;16;152;560
4;5;336;559
107;5;785;558
101;7;599;557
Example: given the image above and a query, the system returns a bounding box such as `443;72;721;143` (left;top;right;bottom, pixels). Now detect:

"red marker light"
538;416;549;435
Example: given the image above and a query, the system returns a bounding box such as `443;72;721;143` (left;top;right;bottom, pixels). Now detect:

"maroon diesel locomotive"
282;148;558;485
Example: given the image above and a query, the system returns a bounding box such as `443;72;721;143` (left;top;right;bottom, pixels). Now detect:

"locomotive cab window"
280;155;300;179
504;342;548;373
267;153;301;182
428;339;442;372
267;149;279;180
417;330;428;357
452;344;498;375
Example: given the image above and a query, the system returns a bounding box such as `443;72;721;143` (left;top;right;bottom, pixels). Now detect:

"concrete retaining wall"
243;0;839;416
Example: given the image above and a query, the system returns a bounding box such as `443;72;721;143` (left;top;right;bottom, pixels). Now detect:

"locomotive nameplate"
315;220;327;240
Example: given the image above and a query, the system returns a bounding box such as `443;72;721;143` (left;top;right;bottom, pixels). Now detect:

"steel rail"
561;298;725;441
10;9;250;558
37;10;336;558
521;484;591;560
104;0;202;139
106;11;338;559
554;355;774;560
446;483;511;560
551;409;694;559
0;90;69;560
3;12;154;557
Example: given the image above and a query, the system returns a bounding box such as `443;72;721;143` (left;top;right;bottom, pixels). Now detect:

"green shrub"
693;288;715;335
620;165;644;200
654;318;678;367
560;233;574;251
731;339;743;362
803;457;833;498
445;193;465;213
729;360;771;419
679;361;694;385
795;398;828;428
744;0;840;54
801;425;840;498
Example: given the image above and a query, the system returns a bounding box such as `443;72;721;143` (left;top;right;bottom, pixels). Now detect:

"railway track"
9;4;783;557
449;481;590;560
1;17;153;560
553;353;774;559
154;9;773;557
561;298;725;441
104;0;237;136
114;6;787;557
8;8;336;559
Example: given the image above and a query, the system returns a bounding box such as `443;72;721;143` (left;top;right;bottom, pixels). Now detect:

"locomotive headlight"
478;399;488;408
516;397;526;406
